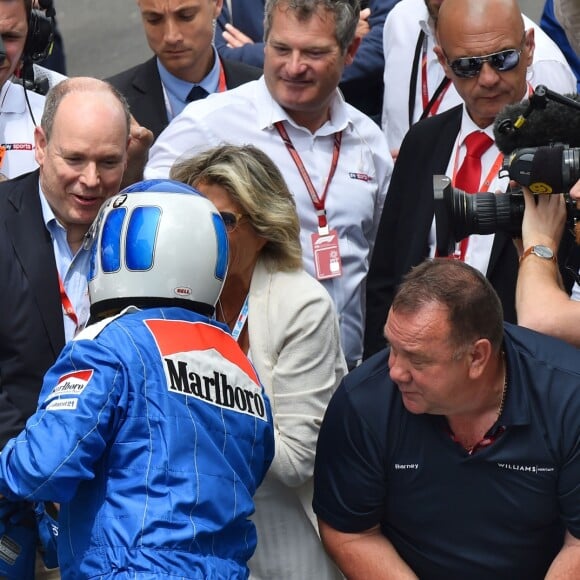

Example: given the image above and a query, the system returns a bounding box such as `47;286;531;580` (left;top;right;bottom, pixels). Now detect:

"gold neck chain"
497;351;508;419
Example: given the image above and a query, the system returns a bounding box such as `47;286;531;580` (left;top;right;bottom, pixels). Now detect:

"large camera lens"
433;175;526;257
563;147;580;191
450;190;524;240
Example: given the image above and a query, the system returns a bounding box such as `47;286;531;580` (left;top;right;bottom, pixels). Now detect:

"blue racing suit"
0;306;274;579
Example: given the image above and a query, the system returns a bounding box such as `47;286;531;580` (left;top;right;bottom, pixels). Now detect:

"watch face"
533;245;554;259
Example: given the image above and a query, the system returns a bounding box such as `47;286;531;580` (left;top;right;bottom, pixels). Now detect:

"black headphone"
23;0;56;64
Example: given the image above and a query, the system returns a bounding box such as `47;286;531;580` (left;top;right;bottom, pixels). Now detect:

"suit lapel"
6;171;65;357
131;58;169;139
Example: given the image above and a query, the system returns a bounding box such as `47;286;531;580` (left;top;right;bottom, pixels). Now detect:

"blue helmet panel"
126;206;162;271
100;207;127;273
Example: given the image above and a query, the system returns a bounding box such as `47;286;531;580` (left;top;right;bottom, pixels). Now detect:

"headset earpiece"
23;0;56;64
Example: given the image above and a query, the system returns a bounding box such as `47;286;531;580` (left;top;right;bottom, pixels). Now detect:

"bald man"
381;0;575;154
0;76;131;577
364;0;580;357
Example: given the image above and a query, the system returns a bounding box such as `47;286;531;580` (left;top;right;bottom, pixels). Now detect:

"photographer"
516;179;580;347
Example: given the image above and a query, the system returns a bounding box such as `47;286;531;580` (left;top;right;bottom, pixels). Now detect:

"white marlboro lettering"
163;352;267;421
47;398;78;411
46;369;93;401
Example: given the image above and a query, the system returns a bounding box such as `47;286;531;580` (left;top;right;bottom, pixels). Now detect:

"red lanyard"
217;60;227;92
421;38;450;116
274;121;342;231
58;274;79;329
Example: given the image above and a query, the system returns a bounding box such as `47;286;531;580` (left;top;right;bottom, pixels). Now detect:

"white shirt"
145;77;393;366
0;79;44;180
382;0;578;151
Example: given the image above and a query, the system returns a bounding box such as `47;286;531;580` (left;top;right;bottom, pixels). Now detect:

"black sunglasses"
220;211;246;232
447;46;523;79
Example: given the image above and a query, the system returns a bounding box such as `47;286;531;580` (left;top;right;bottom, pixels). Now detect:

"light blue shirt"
157;47;221;121
39;186;91;342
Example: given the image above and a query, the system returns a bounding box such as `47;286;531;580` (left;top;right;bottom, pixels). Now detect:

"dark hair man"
315;258;580;578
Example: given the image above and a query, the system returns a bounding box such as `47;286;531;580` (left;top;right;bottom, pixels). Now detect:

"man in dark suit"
0;76;130;577
107;0;262;141
364;0;580;358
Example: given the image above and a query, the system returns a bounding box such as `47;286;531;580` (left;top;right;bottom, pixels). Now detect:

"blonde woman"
171;144;346;579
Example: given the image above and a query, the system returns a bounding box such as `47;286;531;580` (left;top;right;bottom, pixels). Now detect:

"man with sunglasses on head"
364;0;577;358
380;0;575;158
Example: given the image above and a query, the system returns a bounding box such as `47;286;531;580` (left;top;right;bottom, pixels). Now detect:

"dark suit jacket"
363;105;580;358
107;56;263;140
0;170;65;448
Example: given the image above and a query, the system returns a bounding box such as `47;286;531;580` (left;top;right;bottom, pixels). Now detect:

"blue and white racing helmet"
88;179;228;318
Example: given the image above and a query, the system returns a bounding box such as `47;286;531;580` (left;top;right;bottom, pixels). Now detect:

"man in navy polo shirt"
313;258;580;578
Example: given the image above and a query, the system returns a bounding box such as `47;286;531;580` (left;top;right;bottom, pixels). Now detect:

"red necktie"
453;131;494;260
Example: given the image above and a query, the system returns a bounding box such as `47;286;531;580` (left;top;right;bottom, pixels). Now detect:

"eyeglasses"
446;47;522;79
220;211;246;232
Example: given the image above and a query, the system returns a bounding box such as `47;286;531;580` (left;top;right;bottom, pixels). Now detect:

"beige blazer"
247;258;346;580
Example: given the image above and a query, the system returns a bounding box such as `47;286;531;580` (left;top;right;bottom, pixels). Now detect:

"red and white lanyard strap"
420;37;450;117
58;274;79;331
274;121;342;233
275;121;344;280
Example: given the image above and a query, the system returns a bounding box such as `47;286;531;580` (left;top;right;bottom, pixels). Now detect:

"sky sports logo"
348;172;371;182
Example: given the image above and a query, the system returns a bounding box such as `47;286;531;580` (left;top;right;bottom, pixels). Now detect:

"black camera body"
433;144;580;257
506;143;580;194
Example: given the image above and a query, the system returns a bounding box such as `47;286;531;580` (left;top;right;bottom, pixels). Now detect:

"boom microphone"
493;89;580;154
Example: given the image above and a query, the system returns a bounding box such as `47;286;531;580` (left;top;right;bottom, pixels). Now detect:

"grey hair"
170;144;303;271
264;0;360;53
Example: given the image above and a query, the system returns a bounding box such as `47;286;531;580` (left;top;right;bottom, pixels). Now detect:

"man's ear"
34;126;47;166
523;27;535;67
467;339;493;380
344;35;362;67
214;0;224;19
433;45;452;79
